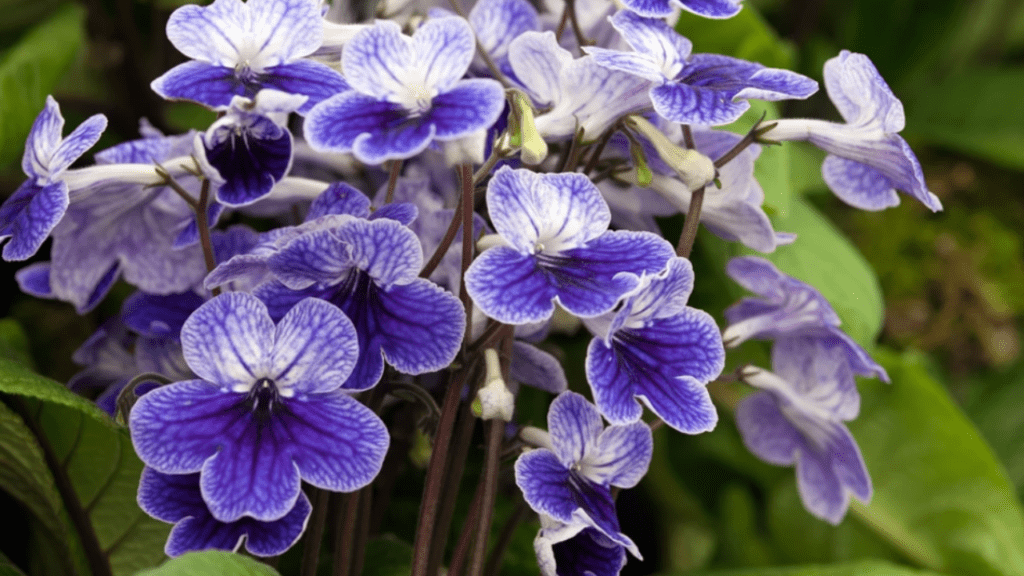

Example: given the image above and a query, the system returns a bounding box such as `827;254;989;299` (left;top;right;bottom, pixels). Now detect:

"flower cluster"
1;0;933;570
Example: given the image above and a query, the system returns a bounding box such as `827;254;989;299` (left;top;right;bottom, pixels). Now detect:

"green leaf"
670;559;944;575
742;197;884;348
363;535;413;576
0;400;66;560
0;319;34;369
0;319;112;425
35;402;171;576
134;551;281;576
843;349;1024;575
0;3;86;168
904;68;1024;171
964;360;1024;494
0;549;28;576
674;4;795;69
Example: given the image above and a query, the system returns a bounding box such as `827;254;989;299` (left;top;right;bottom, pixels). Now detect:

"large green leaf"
0;321;111;425
0;400;66;562
34;402;171;576
846;349;1024;575
741;197;884;348
904;69;1024;171
0;4;86;168
964;360;1024;494
134;551;281;576
674;559;943;576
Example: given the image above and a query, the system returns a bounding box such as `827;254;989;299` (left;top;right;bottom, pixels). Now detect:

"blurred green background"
1;0;1024;575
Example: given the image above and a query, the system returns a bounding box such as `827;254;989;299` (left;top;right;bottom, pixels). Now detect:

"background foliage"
1;0;1023;574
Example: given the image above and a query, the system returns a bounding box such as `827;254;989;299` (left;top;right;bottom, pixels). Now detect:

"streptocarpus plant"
0;0;946;574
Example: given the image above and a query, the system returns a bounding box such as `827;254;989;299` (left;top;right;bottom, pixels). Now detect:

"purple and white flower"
129;293;389;522
0;96;106;261
768;51;942;212
222;212;465;391
305;17;505;164
735;338;872;524
196;90;306;206
723;256;889;383
508;31;652;140
587;12;817;126
152;0;347;111
534;518;628;576
465;166;674;325
515;391;651;556
584;257;725;433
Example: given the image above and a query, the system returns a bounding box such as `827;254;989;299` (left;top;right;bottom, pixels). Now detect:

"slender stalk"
426;366;488;576
350;484;374;576
557;127;585;173
333;490;361;576
383;160;402;204
674;186;705;259
466;418;506;576
10;398;111;576
582;125;618;174
448;480;485;576
714;113;775;169
409;364;478;576
300;488;330;576
682;124;696;150
483;498;531;576
473;149;503;185
194;179;222;296
458;163;476;339
420;197;464;279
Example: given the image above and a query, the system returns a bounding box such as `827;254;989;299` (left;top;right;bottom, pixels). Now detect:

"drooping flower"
515;391;651;556
129;293;389;522
767;51;941;212
534;518;628;576
584;257;725;433
587;12;817;126
722;256;888;383
196;90;307;206
304;17;505;164
0;96;106;261
138;467;312;557
735;337;872;524
152;0;347;112
465;166;674;325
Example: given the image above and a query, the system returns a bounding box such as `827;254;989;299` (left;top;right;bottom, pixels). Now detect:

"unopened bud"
626;115;715;191
474;348;514;421
510;91;548;165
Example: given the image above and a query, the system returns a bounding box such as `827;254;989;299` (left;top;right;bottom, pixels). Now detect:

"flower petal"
547;391;604;468
151;61;246;109
465;246;557;324
272;298;359;394
180;293;275;390
427;79;506;139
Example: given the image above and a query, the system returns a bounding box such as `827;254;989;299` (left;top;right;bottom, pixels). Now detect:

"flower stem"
383;160;402;204
466;418;505;576
410;362;479;576
675;185;705;259
300;488;330;576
